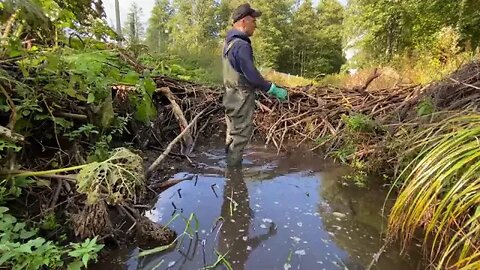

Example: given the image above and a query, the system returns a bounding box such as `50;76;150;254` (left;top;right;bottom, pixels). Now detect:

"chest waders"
222;39;256;166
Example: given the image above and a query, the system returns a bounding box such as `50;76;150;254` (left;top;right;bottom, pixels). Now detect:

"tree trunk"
115;0;122;45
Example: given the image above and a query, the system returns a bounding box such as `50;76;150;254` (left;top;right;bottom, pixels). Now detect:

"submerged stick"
366;242;388;270
146;109;206;178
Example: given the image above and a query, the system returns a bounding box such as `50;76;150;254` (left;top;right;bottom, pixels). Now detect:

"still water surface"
93;144;423;270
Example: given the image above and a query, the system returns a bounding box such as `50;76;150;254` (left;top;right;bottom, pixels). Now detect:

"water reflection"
90;145;424;270
218;167;276;269
316;168;424;270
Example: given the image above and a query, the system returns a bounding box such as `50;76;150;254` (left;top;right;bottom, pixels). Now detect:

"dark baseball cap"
232;3;262;23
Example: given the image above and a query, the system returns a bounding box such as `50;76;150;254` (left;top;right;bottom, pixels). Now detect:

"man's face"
242;16;257;36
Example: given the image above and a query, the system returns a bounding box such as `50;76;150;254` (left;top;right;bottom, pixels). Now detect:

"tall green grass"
387;112;480;269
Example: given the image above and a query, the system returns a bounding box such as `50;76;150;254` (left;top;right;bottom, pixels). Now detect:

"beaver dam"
2;52;480;269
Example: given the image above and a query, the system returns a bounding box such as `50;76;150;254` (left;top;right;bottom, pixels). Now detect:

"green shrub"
0;207;104;270
342;113;378;133
416;98;435;116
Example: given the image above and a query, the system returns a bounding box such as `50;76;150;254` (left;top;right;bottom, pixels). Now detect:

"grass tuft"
387;112;480;269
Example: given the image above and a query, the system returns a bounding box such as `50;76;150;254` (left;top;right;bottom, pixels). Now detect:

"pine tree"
279;0;345;77
123;2;144;45
287;0;318;76
146;0;172;52
315;0;345;74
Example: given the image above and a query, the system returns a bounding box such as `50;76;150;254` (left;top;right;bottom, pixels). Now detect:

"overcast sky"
103;0;349;29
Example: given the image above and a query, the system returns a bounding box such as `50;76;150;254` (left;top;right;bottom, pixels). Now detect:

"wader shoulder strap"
224;39;240;57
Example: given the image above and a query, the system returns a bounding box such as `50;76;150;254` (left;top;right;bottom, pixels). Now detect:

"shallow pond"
93;143;424;270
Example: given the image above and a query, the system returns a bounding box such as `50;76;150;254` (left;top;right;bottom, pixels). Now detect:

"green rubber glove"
267;83;288;101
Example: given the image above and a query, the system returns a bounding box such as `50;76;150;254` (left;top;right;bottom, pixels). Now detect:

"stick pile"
153;75;223;139
428;60;480;110
254;84;420;151
149;60;480;156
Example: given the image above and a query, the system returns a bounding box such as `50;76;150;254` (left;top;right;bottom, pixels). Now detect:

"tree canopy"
344;0;480;66
141;0;346;77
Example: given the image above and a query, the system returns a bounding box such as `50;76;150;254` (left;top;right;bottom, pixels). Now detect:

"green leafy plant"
40;213;60;231
342;113;379;133
133;76;157;123
65;124;99;141
0;139;22;152
0;207;104;270
76;147;145;205
67;237;103;270
342;170;368;188
109;114;132;136
0;176;33;204
0;138;22;163
416;98;435;116
87;135;112;162
331;142;356;164
341;158;368;188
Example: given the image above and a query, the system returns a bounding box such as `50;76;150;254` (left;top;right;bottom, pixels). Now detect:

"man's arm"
237;44;272;91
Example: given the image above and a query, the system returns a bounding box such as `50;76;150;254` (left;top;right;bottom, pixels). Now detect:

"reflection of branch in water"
335;254;350;269
226;188;238;216
211;216;225;233
212;217;225;243
177;232;202;269
170;201;184;216
211;183;219;198
149;259;165;270
202;239;207;268
204;249;234;270
247;222;277;250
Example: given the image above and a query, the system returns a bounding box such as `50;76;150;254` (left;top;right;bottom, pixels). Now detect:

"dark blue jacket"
223;29;272;91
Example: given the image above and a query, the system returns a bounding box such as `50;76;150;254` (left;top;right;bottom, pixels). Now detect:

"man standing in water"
222;3;288;166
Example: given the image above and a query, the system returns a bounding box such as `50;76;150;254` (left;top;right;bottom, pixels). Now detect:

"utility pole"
115;0;122;45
